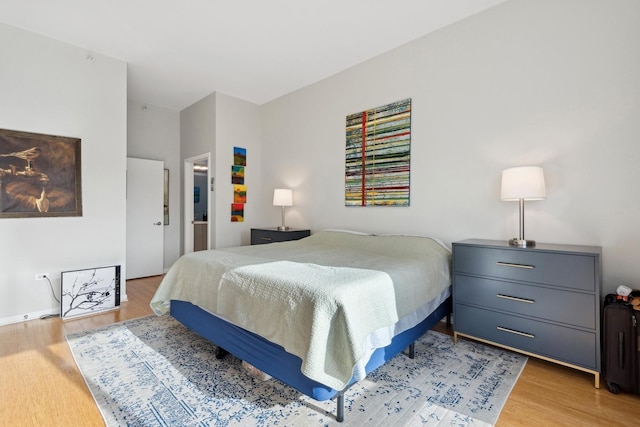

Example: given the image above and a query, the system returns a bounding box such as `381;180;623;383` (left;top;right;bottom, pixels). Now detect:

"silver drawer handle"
497;326;535;338
496;261;534;269
260;237;272;241
497;294;535;304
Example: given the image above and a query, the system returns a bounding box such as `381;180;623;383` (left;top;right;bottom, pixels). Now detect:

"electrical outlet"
35;273;49;280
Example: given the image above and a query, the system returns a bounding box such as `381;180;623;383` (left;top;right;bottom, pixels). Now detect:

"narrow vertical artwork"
232;147;246;222
345;99;411;206
163;169;169;225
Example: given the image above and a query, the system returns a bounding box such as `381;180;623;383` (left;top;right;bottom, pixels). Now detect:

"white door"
126;157;164;279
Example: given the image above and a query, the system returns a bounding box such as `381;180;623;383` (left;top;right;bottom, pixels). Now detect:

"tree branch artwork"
61;266;120;319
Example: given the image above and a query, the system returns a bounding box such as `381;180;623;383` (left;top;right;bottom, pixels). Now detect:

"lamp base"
277;226;290;231
508;238;536;247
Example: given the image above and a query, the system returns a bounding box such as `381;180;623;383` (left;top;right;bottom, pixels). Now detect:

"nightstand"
452;239;602;387
250;227;311;245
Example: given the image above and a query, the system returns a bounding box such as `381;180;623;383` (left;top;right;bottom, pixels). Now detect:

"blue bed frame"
171;297;451;422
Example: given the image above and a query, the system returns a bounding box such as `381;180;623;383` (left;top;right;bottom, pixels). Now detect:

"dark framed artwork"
61;265;121;320
164;169;169;225
0;128;82;218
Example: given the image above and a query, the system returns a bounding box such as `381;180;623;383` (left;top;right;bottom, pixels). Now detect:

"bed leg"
215;347;229;359
446;312;452;327
336;391;344;422
408;342;415;359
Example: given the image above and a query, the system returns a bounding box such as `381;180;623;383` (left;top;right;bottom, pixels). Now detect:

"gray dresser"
452;239;602;387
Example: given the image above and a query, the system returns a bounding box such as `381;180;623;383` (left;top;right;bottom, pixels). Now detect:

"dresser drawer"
453;245;595;291
455;304;597;370
454;274;596;329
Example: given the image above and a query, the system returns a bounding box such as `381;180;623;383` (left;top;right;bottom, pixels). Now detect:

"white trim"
0;293;129;326
0;309;59;326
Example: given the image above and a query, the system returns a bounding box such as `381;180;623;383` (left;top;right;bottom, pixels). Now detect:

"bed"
151;230;452;422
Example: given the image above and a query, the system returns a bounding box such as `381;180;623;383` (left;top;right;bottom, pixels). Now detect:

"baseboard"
0;293;128;327
0;309;60;326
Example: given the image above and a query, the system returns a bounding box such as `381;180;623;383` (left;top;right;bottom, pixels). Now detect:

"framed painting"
0;128;82;218
164;169;169;225
61;265;121;320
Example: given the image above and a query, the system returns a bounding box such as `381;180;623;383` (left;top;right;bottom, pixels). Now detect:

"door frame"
184;153;211;254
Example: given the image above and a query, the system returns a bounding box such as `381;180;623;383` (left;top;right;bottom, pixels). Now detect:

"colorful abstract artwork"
231;165;244;185
233;147;246;166
345;99;411;206
232;147;247;221
233;184;246;203
231;203;244;222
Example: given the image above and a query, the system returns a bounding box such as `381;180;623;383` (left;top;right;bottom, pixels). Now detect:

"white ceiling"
0;0;507;111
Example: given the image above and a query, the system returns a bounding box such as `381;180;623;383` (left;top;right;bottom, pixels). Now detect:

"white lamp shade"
273;188;293;206
500;166;546;201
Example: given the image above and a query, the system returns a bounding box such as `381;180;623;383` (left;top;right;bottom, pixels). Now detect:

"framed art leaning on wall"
61;265;121;320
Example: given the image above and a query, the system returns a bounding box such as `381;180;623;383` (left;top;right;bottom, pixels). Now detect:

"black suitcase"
602;296;640;394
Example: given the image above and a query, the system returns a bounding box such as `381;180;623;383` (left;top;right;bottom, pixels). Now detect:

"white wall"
260;0;640;295
180;93;216;251
214;93;262;247
181;92;261;249
127;100;181;270
0;23;127;324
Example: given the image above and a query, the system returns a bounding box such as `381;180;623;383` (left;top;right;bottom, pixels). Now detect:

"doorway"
184;153;211;254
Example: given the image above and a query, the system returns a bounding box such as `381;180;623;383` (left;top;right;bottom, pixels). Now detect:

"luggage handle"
618;331;625;369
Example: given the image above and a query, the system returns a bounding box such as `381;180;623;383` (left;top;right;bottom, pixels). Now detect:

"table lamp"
500;166;546;247
273;188;293;231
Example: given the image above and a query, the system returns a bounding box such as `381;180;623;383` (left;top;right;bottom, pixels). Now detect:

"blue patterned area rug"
66;315;526;426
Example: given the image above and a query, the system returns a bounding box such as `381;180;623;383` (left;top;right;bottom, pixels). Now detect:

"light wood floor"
1;275;637;426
